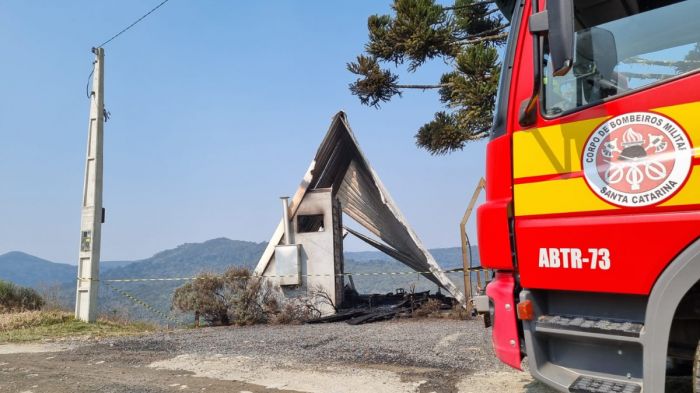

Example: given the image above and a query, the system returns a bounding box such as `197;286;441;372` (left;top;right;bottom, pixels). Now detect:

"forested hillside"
2;238;478;324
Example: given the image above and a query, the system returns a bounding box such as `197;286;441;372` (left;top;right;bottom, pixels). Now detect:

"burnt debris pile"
308;285;456;325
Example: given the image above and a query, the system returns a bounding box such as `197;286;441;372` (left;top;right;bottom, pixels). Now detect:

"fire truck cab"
475;0;700;391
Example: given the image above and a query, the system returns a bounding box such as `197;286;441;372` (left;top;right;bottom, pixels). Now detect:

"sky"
0;1;487;263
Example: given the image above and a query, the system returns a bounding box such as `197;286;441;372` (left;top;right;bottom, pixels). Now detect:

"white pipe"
280;197;292;245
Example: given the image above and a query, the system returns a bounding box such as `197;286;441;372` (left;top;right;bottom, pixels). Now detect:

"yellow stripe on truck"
513;116;607;180
514;177;615;216
514;171;700;216
513;102;700;217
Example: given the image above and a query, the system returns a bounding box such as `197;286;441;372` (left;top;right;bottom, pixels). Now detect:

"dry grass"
412;299;444;318
445;304;472;320
0;309;71;331
411;301;471;320
0;310;155;343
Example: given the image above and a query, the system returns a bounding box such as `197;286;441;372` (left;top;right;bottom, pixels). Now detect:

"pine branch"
461;31;508;44
457;24;509;41
443;0;496;11
481;7;501;17
396;83;450;89
448;6;501;18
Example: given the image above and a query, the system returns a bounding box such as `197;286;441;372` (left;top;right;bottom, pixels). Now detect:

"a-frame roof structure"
254;112;464;303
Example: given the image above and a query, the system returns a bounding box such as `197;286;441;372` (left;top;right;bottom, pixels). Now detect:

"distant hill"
3;239;478;324
0;252;76;287
0;252;148;289
345;246;475;268
99;260;135;270
104;238;266;280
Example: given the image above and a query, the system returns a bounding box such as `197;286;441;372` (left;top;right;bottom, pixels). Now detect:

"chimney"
280;197;293;245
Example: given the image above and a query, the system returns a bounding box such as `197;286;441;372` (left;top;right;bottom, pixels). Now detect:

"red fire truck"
473;0;700;391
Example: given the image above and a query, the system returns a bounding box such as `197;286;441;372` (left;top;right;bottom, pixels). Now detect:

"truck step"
569;376;641;393
537;315;643;337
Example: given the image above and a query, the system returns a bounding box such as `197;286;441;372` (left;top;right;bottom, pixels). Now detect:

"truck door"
512;0;700;295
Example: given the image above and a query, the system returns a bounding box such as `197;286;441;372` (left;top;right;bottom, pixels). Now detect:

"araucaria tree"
348;0;508;155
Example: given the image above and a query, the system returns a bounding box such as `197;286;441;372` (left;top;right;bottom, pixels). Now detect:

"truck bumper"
483;271;522;370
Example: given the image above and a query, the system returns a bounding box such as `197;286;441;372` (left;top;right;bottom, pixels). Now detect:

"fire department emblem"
582;112;692;207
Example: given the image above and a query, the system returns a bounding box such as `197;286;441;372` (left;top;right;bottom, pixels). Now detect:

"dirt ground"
0;319;557;393
0;349;549;393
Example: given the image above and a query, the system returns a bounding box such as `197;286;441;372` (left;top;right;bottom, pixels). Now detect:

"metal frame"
460;177;486;309
255;112;465;304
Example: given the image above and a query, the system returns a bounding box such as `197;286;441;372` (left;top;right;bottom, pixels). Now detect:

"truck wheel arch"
643;238;700;392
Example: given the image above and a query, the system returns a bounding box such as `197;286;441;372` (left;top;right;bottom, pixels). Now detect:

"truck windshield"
542;0;700;117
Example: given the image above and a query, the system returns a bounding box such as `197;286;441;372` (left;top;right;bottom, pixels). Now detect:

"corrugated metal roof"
255;112;464;303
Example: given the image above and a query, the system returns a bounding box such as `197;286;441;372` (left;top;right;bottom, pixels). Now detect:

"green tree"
348;0;508;155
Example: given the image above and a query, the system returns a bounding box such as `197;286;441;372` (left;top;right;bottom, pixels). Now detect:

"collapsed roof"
254;112;464;304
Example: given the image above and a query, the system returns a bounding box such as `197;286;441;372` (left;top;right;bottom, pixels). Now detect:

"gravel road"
0;319;556;393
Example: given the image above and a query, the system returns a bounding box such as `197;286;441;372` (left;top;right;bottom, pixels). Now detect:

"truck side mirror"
546;0;574;76
530;0;575;76
521;0;575;127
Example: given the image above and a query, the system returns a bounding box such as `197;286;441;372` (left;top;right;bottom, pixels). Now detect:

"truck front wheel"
694;340;700;393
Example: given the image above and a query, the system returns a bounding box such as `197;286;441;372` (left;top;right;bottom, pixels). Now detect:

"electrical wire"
85;63;95;99
96;0;172;48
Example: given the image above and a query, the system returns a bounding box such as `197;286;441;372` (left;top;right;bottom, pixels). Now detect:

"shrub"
308;284;337;313
172;273;228;325
269;300;320;325
172;267;281;326
0;281;45;313
223;267;278;325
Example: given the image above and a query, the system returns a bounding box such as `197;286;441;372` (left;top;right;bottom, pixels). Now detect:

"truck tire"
695;340;700;393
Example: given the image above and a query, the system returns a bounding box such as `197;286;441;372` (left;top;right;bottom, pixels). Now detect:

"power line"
96;0;172;48
85;62;95;99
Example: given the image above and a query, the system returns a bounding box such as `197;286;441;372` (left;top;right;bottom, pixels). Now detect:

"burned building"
254;112;464;313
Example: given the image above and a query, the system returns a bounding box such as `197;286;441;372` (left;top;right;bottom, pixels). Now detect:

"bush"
172;267;280;326
224;267;279;326
269;300;320;325
172;272;228;325
0;281;45;313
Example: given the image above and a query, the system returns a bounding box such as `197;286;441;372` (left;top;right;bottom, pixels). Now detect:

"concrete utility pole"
75;47;105;323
